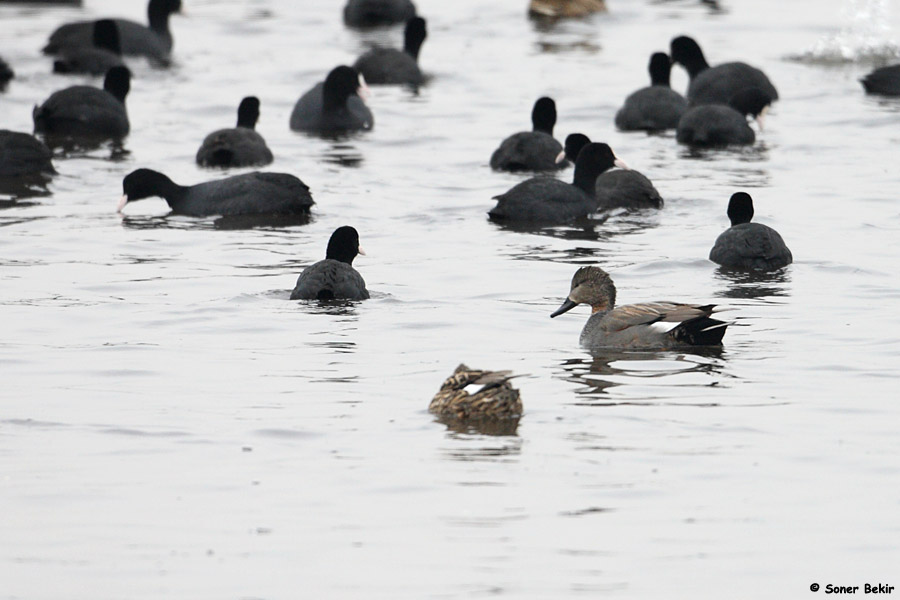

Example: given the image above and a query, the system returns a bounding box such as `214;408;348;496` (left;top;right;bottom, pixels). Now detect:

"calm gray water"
2;0;900;597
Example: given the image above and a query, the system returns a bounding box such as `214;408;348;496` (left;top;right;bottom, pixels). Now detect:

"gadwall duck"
670;35;778;106
709;192;792;270
196;97;274;169
615;52;688;131
430;364;522;420
291;226;369;301
490;97;565;172
551;266;728;349
528;0;606;18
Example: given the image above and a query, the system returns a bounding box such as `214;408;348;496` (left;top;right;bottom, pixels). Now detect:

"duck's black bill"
550;298;577;318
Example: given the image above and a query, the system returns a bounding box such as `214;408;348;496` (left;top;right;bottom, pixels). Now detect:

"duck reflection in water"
714;267;791;300
322;143;364;167
119;212;312;231
558;349;725;404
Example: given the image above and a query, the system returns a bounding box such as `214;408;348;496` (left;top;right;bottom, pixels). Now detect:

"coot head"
323;65;367;110
103;66;131;103
236;96;261;129
149;0;182;21
92;19;121;54
728;87;772;125
325;226;365;264
649;52;672;86
557;133;591;163
572;142;625;192
531;96;557;135
670;35;708;76
726;192;754;226
118;168;175;210
403;17;427;60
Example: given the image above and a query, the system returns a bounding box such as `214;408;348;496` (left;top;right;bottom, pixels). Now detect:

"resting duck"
430;364;523;420
528;0;607;18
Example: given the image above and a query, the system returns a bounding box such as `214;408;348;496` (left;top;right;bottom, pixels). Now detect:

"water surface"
2;0;900;597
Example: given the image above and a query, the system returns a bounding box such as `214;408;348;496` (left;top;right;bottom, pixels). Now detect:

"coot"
0;56;13;89
615;52;688;131
676;87;771;147
709;192;792;270
488;142;623;223
595;162;663;210
289;66;373;134
290;226;369;301
490;97;565;172
343;0;416;27
118;169;313;217
861;64;900;96
670;35;778;106
53;19;125;76
33;66;131;139
557;133;591;163
43;0;179;65
0;130;56;178
353;17;426;85
196;97;274;168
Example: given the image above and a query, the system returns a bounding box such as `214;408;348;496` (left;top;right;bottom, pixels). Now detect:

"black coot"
33;66;131;139
558;133;591;163
0;56;13;89
1;0;81;3
118;169;314;217
488;142;622;223
290;226;369;301
861;64;900;96
709;192;792;270
490;97;565;172
53;19;125;76
343;0;416;27
595;161;663;210
670;36;778;106
0;130;56;178
43;0;179;65
676;87;771;147
615;52;688;131
196;97;274;168
289;66;373;134
563;134;662;209
353;17;426;85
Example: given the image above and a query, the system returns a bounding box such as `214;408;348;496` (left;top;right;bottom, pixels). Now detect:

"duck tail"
670;316;728;346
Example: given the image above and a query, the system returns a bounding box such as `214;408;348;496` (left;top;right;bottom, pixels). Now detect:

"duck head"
551;266;617;318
